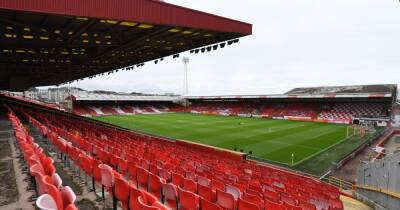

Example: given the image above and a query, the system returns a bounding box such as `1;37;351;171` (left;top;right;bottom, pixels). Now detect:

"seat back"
99;164;114;187
200;197;221;210
61;186;76;207
158;168;171;182
30;163;47;194
216;189;235;210
44;177;64;210
149;173;164;200
226;185;241;200
298;200;317;210
162;183;178;209
285;201;303;210
238;198;260;210
118;158;127;174
264;190;280;203
138;196;160;210
198;184;215;202
36;194;57;210
265;199;286;210
197;176;210;187
51;173;62;190
130;186;145;210
137;167;150;190
211;179;225;192
242;192;263;208
183;178;198;193
172;173;184;187
114;176;130;209
128;162;138;179
92;159;102;183
179;188;199;210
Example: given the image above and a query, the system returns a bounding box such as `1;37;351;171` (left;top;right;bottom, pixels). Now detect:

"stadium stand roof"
187;84;397;100
0;0;252;91
286;84;397;95
70;93;179;102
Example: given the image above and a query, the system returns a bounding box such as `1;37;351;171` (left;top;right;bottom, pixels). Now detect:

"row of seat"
188;101;389;121
73;104;173;116
318;103;388;120
20;107;344;210
4;105;77;210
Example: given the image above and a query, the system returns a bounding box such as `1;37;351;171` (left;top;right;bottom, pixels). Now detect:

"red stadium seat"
198;183;216;202
216;189;236;210
51;173;63;190
172;172;184;187
158;168;172;182
128;162;138;181
242;192;263;208
264;190;280;203
238;198;260;210
137;167;150;190
211;179;225;192
138;195;168;210
226;184;241;200
200;197;222;210
43;176;64;210
265;199;286;210
281;194;297;206
114;175;130;210
285;202;303;210
129;186;144;210
100;164;114;201
43;160;56;177
61;186;77;209
92;159;102;192
197;176;210;187
162;183;178;210
298;200;317;210
110;154;119;169
118;158;127;175
149;163;158;174
149;173;165;200
36;194;57;210
30;164;47;195
184;178;198;193
178;187;200;210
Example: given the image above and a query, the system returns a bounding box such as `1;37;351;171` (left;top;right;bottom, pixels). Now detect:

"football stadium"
0;1;399;210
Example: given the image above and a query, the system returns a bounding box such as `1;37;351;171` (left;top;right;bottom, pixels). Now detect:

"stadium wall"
357;152;400;210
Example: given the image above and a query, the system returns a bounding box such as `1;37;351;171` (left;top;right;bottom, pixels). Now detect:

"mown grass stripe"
93;113;347;164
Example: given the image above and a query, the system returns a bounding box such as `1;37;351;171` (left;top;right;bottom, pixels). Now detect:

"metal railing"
323;176;354;191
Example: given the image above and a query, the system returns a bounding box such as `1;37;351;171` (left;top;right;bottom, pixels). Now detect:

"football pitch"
93;113;349;166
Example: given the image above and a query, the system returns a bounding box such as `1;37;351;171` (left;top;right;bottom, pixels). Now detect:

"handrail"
357;185;400;199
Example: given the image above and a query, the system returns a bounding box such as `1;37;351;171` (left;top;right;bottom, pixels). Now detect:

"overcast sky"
53;0;400;96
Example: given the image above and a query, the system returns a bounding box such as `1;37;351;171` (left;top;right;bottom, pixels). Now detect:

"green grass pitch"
93;113;348;165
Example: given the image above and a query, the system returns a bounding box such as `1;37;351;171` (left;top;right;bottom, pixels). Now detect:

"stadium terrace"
0;1;399;210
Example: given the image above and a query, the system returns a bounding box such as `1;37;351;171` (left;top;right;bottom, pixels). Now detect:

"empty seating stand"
4;105;346;210
4;105;78;210
73;104;175;116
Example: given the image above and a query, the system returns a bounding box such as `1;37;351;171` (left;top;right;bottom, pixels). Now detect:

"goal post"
347;125;366;138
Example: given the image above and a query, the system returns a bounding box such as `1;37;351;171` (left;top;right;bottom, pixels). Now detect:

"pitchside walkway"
341;195;372;210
